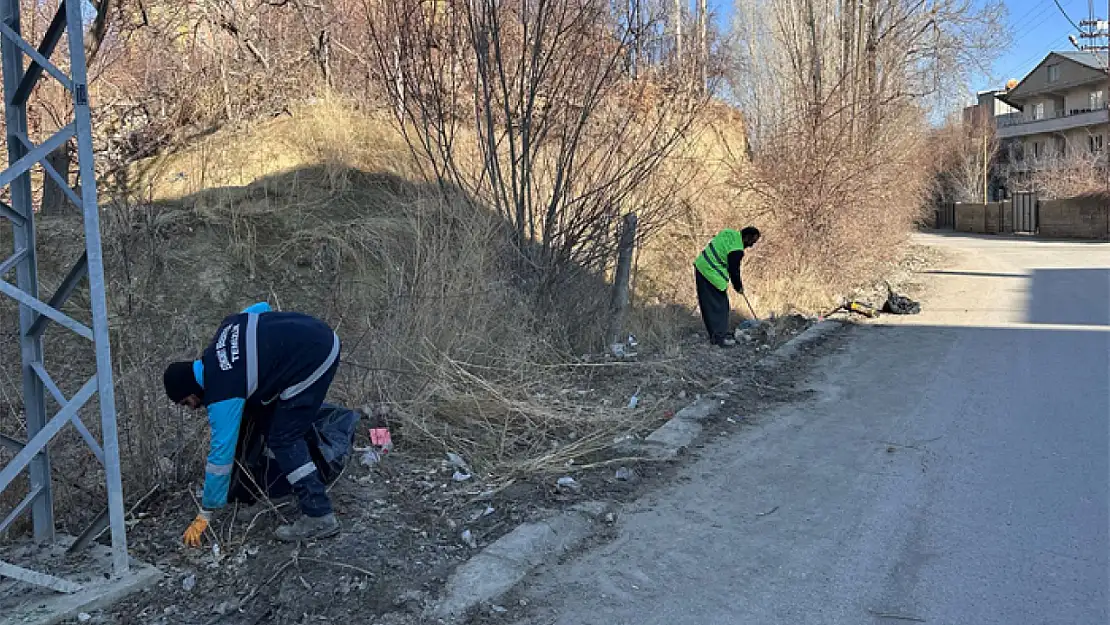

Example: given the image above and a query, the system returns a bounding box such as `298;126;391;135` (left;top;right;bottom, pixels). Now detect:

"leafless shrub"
364;0;712;302
929;113;1000;204
1025;152;1110;199
721;0;1007;309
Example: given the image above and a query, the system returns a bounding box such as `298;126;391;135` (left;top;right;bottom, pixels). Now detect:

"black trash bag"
227;403;361;505
882;288;921;315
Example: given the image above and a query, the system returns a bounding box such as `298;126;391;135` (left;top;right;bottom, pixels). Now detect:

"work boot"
274;513;340;542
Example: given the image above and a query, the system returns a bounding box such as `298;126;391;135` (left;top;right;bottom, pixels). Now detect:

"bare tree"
366;0;711;284
1027;146;1110;199
928;112;999;203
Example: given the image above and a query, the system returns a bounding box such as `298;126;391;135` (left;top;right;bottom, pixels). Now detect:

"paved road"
509;234;1110;625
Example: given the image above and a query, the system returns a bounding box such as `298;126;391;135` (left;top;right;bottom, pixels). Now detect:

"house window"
1032;140;1044;159
1056;136;1067;157
1047;64;1060;83
1090;134;1104;154
1091;90;1106;109
1031;102;1045;120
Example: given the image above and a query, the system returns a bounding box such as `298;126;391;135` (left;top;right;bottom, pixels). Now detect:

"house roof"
997;51;1109;109
1053;51;1110;71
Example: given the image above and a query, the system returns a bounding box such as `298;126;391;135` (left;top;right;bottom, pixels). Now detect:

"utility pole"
673;0;683;66
698;0;707;92
982;129;989;204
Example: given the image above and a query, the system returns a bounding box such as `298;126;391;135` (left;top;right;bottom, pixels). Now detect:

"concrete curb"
429;502;611;622
639;319;844;458
425;320;844;622
4;548;162;625
753;319;844;373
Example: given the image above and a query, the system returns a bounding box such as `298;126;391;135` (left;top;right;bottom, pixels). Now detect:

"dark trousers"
695;269;730;344
267;358;339;518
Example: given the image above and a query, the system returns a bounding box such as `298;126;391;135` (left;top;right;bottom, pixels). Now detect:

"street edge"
637;318;845;458
425;320;845;622
427;501;613;623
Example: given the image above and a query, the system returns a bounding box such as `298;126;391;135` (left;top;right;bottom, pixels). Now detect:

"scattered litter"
613;433;637;446
469;506;495;521
452;471;472;482
445;452;470;472
77;613;91;622
556;476;581;492
369;427;393;451
627;394;639;409
461;529;477;549
840;300;879;318
359;447;383;467
491;604;508;614
727;417;737;424
604;512;617;524
182;574;196;592
610;334;640;358
678;390;687;400
614;467;638;482
213;600;236;616
883;286;921;315
356;424;394;467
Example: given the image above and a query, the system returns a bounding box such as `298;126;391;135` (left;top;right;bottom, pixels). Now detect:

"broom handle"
741;292;759;321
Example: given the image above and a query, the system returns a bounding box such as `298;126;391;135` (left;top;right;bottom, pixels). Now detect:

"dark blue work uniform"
191;303;341;517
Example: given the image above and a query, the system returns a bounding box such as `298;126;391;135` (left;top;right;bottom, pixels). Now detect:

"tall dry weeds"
2;103;661;535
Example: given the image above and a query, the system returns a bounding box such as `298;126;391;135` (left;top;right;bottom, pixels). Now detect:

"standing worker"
693;227;761;347
162;302;344;544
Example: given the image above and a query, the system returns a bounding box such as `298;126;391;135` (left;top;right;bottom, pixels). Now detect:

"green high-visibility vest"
694;229;744;291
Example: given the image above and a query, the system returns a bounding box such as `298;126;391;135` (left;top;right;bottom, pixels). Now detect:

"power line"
998;34;1070;80
1053;0;1085;32
1012;2;1058;35
1014;0;1086;35
1011;0;1051;32
1012;0;1050;23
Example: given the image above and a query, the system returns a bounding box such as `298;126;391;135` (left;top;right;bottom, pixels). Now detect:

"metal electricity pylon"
0;0;128;592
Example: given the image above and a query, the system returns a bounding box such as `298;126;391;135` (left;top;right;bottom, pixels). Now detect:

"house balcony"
996;107;1109;138
1003;152;1109;173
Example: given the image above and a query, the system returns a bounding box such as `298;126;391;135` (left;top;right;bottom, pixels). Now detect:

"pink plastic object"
370;427;393;453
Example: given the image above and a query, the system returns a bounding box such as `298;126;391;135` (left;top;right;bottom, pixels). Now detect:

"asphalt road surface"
509;233;1110;625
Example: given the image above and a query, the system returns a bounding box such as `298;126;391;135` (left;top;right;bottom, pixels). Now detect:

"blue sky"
983;0;1106;90
711;0;1104;101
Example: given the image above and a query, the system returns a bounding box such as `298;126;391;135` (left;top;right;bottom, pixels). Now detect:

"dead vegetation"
0;0;988;559
1024;152;1110;199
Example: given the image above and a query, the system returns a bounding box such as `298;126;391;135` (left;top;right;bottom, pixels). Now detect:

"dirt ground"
1;247;936;625
0;318;806;625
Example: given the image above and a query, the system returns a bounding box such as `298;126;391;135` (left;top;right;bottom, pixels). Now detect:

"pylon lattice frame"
0;0;128;592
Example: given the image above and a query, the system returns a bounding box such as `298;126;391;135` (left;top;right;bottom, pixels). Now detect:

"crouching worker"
163;302;344;544
693;227;760;347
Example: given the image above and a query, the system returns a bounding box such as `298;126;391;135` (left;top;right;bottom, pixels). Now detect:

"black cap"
163;361;203;404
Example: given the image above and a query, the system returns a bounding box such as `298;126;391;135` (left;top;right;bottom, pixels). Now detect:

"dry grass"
1;97;926;534
0;99;657;534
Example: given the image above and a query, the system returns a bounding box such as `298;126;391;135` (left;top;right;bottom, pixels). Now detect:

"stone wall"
954;202;986;233
1039;194;1110;240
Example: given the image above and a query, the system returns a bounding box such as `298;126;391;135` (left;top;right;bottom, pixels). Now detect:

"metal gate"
936;202;955;229
1013;192;1038;233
